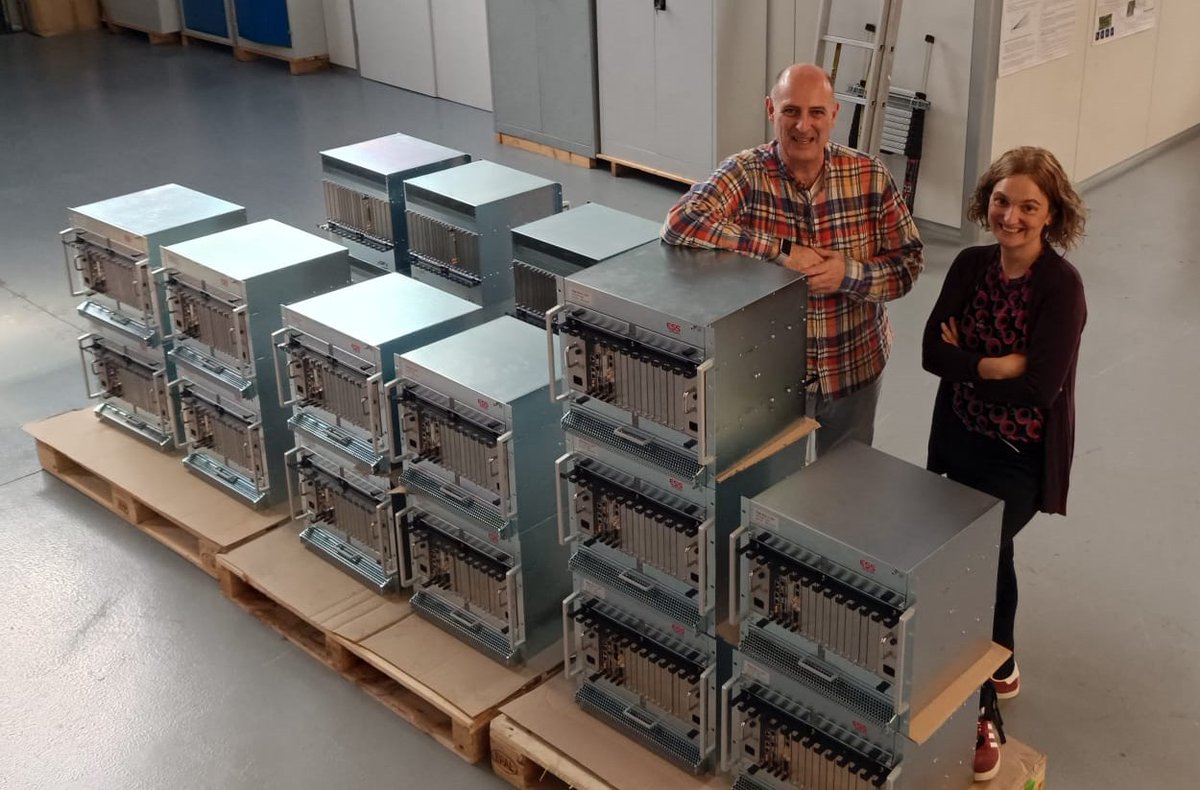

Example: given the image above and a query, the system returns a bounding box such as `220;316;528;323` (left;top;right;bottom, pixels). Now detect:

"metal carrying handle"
271;328;300;408
231;304;250;366
167;378;188;448
366;371;387;455
438;483;475;508
696;518;714;615
554;452;575;546
695;358;715;465
395;507;417;588
697;663;715;758
150;368;170;431
283;447;306;520
617;568;656;594
891;607;915;714
495;430;517;519
76;334;108;400
383;376;406;464
612;424;653;447
61;228;91;297
132;258;156;323
448;609;481;630
562;592;581;678
621;705;659;731
719;677;735;773
545;304;571;402
728;525;749;626
799;658;838;684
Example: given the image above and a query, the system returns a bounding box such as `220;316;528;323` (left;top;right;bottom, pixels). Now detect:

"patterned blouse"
952;255;1045;444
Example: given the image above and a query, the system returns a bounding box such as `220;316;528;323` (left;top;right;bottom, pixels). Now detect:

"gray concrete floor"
1;28;1197;790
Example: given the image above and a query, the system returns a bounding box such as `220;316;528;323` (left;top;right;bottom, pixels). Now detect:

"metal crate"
159;220;350;507
319;133;470;274
403;160;561;308
510;203;659;326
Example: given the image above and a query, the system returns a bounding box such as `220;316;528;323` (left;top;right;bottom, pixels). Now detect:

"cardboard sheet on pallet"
498;675;727;790
219;522;409;641
347;616;561;721
25;409;284;550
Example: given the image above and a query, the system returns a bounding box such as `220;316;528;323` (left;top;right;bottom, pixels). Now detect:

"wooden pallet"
334;616;562;763
497;133;597;169
104;19;179;45
233;45;329;76
596;154;696;188
25;409;286;577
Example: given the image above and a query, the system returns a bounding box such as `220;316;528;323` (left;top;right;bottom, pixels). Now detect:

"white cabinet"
596;0;767;182
322;0;356;68
354;0;491;110
103;0;180;33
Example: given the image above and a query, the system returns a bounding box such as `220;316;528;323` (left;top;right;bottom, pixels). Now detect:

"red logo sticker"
853;720;869;735
669;478;684;491
488;532;499;544
672;624;686;636
860;559;877;574
665;322;682;334
351;342;361;353
477;398;490;410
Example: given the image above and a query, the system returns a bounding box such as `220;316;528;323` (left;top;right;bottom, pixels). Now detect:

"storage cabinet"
180;0;232;44
102;0;179;34
596;0;767;182
231;0;327;61
486;0;598;157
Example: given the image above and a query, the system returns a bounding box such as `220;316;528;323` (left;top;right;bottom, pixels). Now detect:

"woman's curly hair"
967;146;1087;250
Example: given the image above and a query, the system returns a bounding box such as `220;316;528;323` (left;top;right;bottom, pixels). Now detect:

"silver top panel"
404;160;559;208
750;442;1001;572
512;203;660;262
284;273;480;346
162;219;347;280
319;133;468;178
70;184;243;238
565;244;802;326
400;316;553;403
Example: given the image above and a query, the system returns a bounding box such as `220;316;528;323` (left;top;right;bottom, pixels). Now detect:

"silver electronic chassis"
65;184;246;448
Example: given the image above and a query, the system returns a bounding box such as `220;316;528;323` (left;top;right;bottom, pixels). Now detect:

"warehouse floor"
2;29;1197;790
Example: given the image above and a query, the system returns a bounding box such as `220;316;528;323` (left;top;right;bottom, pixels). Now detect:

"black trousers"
934;416;1043;679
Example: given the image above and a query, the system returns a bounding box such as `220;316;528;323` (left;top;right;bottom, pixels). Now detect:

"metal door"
234;0;291;48
182;0;229;38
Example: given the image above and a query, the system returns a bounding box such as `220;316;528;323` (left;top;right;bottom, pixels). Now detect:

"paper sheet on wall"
999;0;1077;77
1092;0;1157;45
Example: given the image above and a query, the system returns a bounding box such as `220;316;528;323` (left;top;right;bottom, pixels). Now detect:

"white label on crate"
749;507;780;531
566;284;593;307
581;578;607;600
741;660;771;685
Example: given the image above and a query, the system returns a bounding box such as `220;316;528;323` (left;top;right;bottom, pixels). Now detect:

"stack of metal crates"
724;442;1003;789
391;316;571;665
65;184;246;449
550;244;810;773
403;160;562;310
319;133;470;276
157;220;350;507
508;203;660;327
275;273;486;592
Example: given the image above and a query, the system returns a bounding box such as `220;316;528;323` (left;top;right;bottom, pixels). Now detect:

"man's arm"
836;162;924;303
661;157;784;260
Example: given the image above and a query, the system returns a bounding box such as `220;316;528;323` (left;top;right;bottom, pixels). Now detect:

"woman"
922;147;1086;782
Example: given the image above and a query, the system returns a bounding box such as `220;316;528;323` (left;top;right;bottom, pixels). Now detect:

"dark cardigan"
922;244;1086;514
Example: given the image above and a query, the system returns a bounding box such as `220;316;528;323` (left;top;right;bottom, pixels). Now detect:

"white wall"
768;0;976;229
323;0;357;69
993;0;1200;182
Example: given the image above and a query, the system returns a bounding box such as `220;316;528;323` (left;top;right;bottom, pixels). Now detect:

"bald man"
662;64;924;456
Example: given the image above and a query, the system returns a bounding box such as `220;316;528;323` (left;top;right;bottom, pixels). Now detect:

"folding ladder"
812;0;905;158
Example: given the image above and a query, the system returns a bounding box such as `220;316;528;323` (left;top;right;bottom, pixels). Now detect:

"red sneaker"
974;717;1002;781
991;665;1020;700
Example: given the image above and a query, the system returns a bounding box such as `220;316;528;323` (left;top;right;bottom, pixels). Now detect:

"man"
662;64;923;455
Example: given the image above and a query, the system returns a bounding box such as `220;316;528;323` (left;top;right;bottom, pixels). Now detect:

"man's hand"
789;246;846;294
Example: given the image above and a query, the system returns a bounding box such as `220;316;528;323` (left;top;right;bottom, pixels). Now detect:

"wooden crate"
496;133;597;170
25;409;286;577
595;154;696;189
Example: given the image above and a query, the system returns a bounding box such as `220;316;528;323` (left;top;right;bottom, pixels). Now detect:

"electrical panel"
65;184;246;448
277;273;486;590
509;203;659;326
403;160;561;309
159;219;350;507
319;133;470;275
394;317;570;664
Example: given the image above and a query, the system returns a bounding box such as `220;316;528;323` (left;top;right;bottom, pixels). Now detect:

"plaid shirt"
662;141;923;399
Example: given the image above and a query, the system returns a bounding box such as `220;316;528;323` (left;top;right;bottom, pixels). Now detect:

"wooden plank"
496;133;597;169
490;715;592;790
104;19;180;45
25;409;287;577
233;45;330;76
596;154;696;188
